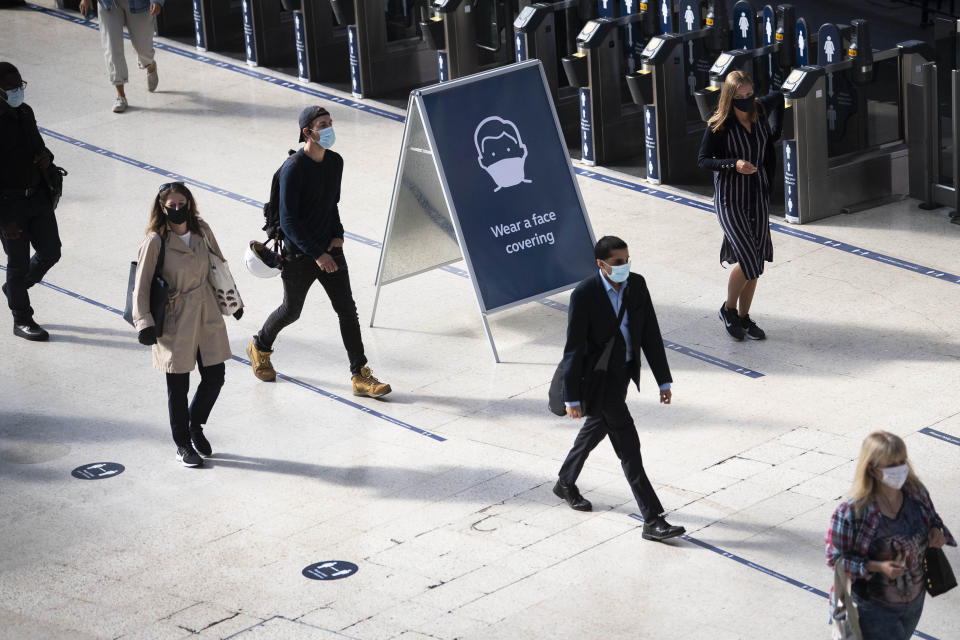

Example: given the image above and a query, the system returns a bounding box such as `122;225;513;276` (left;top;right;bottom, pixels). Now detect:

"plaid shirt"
826;483;956;580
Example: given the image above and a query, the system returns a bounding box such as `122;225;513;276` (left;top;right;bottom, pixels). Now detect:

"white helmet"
244;241;281;278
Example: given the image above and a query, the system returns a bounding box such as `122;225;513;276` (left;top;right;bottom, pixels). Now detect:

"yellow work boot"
246;338;276;382
352;366;391;398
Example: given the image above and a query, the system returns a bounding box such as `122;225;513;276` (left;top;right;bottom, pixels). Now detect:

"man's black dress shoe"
13;320;49;342
553;480;592;512
641;517;685;542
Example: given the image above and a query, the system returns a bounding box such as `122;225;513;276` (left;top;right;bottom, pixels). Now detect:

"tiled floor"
1;3;959;639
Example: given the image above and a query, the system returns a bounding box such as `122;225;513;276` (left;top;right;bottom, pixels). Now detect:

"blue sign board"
241;0;257;66
644;105;659;182
72;462;124;480
621;0;643;72
659;0;673;33
782;140;798;223
191;0;206;51
732;1;754;50
579;88;594;165
761;5;775;86
795;18;808;66
678;2;707;97
438;52;449;82
598;0;615;18
678;1;699;32
818;23;855;141
515;33;527;62
417;62;597;312
302;561;358;581
347;26;362;97
294;11;308;83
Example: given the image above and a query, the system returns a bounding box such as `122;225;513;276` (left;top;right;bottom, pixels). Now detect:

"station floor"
2;3;960;639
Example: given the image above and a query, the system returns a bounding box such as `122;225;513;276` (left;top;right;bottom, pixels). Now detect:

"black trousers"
558;359;665;522
165;350;225;447
256;248;367;376
0;191;61;323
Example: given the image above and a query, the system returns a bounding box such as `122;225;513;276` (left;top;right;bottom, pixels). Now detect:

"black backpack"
262;149;297;247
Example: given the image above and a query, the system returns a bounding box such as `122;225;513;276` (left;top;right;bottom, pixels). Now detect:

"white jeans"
99;0;156;85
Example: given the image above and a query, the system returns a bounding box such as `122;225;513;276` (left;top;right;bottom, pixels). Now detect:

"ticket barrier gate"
779;26;934;223
289;1;351;84
514;0;592;146
562;5;658;165
421;0;519;82
693;4;798;124
184;0;247;55
156;3;197;45
624;0;732;183
238;0;298;71
913;19;960;221
329;0;438;98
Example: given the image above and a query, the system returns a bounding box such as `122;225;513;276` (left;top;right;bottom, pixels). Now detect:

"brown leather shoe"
246;338;276;382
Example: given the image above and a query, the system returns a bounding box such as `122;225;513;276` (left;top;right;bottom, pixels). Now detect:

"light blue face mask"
603;260;631;283
312;127;336;149
3;87;24;108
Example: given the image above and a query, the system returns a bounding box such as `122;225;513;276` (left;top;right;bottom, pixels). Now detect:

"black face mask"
164;205;190;225
732;96;755;113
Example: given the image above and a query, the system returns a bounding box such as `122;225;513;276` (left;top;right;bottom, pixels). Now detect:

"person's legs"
725;263;747;310
1;198;34;324
98;1;128;88
256;258;316;350
899;593;925;640
124;2;158;88
558;417;607;486
315;253;367;376
852;594;908;640
737;277;758;315
23;197;61;289
165;371;192;448
189;351;225;429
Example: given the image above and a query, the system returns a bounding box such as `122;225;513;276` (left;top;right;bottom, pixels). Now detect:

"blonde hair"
707;70;757;133
849;431;923;515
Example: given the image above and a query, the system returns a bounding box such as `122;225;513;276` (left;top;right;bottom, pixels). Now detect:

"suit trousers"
558;359;665;521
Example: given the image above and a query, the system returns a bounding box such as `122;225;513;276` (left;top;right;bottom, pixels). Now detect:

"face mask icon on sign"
474;116;532;192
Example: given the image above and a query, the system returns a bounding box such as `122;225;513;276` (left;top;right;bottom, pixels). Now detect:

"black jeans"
558;359;665;522
0;191;61;323
165;350;225;448
256;249;367;376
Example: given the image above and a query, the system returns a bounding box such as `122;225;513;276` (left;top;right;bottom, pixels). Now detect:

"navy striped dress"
698;93;785;280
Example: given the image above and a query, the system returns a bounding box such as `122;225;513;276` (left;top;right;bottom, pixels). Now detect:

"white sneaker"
112;96;127;113
146;64;158;92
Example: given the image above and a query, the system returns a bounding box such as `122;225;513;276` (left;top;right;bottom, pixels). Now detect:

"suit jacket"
560;272;672;405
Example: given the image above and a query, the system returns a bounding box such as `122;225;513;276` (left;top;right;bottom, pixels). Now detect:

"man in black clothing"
554;236;685;542
247;106;391;398
0;62;61;342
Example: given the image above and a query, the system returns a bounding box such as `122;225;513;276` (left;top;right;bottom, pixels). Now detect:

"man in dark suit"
554;236;685;542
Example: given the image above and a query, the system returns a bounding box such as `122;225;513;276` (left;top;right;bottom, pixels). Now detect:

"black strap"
154;233;166;278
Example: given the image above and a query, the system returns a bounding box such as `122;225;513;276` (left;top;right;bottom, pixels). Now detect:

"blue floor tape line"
29;2;960;291
0;265;445;442
919;427;960;447
627;514;938;639
38;127;762;378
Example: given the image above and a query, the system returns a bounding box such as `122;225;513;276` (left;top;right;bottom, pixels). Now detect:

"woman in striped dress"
698;70;784;340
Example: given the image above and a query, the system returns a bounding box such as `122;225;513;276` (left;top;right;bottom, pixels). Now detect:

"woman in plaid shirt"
826;431;955;639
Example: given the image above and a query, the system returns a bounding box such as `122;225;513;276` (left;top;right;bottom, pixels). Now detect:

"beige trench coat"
132;219;233;374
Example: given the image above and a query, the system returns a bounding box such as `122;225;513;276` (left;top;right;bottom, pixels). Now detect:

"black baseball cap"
298;106;330;142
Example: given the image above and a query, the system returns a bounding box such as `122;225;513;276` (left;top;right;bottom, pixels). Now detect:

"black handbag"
924;546;957;597
41;163;67;210
548;296;627;417
123;235;169;337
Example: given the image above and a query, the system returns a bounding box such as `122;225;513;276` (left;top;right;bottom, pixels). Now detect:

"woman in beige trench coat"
133;182;240;467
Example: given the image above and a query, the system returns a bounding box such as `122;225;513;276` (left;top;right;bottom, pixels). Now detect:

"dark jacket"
0;102;49;193
278;149;345;260
561;271;672;405
697;92;785;181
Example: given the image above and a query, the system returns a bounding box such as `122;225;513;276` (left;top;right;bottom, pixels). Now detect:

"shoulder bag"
829;562;862;640
924;546;957;596
123;234;169;337
548;293;628;417
203;233;244;315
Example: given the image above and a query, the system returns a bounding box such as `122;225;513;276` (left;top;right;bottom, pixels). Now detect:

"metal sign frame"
370;60;596;362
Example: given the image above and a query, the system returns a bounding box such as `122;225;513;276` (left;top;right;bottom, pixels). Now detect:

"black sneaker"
190;430;212;457
718;303;745;340
740;314;766;340
176;446;203;467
